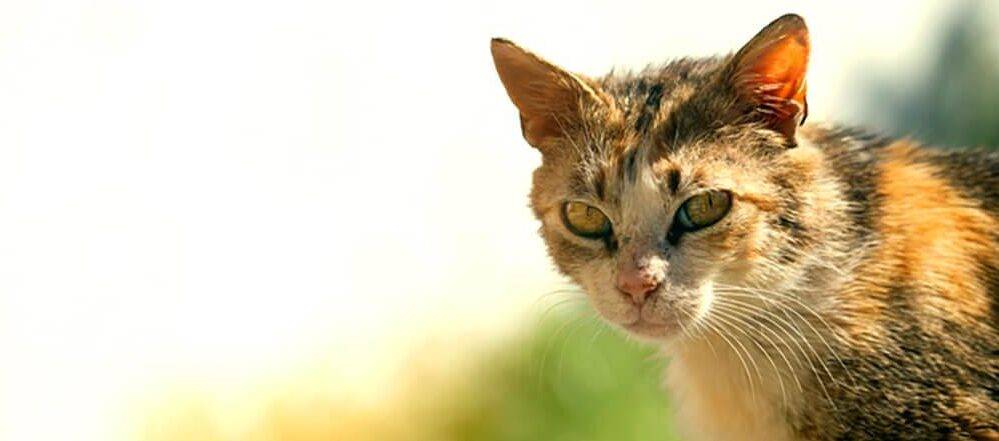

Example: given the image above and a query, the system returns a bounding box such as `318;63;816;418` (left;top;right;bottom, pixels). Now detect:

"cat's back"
917;146;999;219
810;125;999;219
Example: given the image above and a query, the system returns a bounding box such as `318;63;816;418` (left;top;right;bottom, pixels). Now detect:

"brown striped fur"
492;14;999;441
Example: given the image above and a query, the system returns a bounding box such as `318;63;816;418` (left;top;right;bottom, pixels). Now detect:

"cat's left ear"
490;39;604;151
727;14;809;146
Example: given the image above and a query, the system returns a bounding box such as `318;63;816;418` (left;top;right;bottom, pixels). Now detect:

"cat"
490;14;999;441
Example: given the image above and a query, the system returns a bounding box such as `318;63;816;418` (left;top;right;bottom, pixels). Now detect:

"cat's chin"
621;318;680;341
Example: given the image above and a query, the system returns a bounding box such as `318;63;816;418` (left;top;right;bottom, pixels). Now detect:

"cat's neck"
665;334;802;441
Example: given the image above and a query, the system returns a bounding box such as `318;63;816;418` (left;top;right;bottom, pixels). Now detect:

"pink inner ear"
734;27;810;127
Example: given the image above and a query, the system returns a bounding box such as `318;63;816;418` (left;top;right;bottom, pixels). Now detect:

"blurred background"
0;1;996;440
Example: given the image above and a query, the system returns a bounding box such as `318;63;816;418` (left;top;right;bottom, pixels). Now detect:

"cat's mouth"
615;284;712;341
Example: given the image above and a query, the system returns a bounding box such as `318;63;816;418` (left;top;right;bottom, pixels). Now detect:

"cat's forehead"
567;121;770;217
597;56;728;139
565;57;773;202
570;140;719;205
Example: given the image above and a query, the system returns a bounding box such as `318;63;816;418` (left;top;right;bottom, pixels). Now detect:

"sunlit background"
0;1;996;440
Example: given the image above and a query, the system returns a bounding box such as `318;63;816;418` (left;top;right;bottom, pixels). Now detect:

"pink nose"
616;270;660;305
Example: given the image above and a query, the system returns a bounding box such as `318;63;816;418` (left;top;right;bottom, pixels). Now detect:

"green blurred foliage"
430;308;680;441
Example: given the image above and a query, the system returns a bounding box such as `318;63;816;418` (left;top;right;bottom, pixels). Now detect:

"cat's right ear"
726;14;810;146
490;39;600;150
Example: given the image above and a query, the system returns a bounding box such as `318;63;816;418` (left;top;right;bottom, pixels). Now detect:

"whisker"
715;284;857;388
556;315;594;379
713;298;817;402
710;305;791;407
702;312;763;403
537;313;590;392
698;315;758;400
534;297;588;325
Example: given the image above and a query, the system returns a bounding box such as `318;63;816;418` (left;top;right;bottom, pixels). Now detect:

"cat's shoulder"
805;124;999;212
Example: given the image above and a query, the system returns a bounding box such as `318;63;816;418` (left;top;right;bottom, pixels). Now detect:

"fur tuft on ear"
728;14;810;146
490;38;600;150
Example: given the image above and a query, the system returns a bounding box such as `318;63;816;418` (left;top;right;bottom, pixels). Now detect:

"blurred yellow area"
131;307;676;441
133;339;472;441
130;311;665;441
137;364;423;441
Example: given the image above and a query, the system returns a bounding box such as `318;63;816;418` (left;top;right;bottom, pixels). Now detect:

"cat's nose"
616;269;660;305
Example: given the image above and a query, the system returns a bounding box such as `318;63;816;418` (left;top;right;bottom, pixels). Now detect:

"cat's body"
669;127;999;441
491;14;998;441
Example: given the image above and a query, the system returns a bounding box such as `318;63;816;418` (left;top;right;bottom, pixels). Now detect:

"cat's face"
493;15;813;341
527;108;803;341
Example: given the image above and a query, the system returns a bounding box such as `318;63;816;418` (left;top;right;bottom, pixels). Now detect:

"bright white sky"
0;1;980;440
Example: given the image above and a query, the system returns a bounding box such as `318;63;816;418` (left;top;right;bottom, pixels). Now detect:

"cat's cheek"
538;223;605;276
746;222;788;283
536;222;637;324
715;206;771;283
579;264;640;325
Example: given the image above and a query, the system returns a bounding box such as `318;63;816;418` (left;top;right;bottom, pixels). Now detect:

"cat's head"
492;15;820;341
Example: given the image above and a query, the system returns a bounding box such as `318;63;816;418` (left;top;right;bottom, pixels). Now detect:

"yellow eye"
562;201;612;238
677;190;732;230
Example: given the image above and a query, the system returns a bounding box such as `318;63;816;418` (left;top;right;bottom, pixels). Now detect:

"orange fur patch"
843;141;998;339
